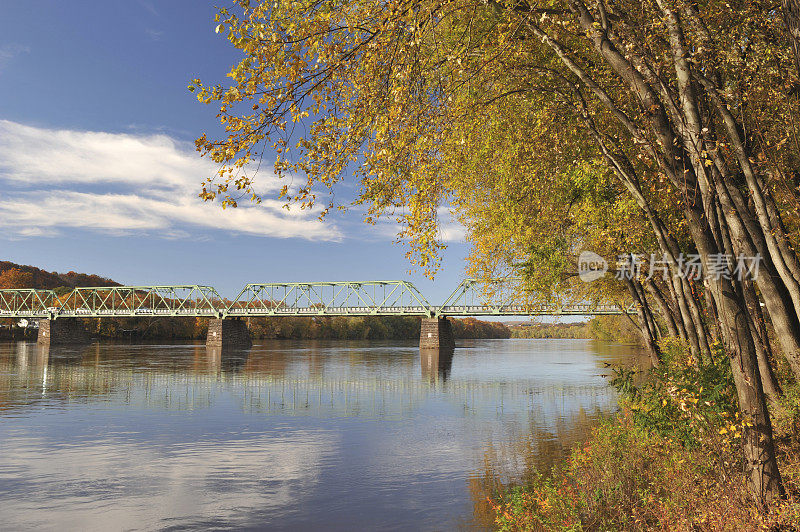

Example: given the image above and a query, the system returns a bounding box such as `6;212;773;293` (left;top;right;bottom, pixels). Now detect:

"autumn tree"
0;268;35;289
193;0;800;504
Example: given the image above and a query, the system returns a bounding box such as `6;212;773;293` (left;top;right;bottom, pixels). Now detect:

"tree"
0;268;35;289
193;0;800;504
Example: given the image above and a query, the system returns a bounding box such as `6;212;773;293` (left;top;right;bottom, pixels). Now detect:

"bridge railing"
0;289;60;317
0;280;634;318
438;278;634;316
439;304;635;315
226;281;434;316
56;285;224;317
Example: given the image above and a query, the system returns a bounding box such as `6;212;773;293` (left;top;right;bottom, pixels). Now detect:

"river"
0;338;645;530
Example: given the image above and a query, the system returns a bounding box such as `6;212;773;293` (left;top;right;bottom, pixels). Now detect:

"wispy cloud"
363;206;466;244
138;0;159;16
0;43;30;73
0;120;341;241
145;28;164;41
0;430;333;530
439;222;466;243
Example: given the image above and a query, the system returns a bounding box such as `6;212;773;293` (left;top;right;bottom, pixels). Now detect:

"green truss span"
0;280;635;319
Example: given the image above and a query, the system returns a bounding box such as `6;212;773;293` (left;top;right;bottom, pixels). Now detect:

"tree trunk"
712;167;800;377
703;280;721;346
784;0;800;79
645;278;679;339
712;197;782;402
681;276;712;363
685;204;783;504
743;280;783;402
711;273;784;502
626;278;661;365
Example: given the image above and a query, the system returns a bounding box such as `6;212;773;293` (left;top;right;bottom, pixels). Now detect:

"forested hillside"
0;261;117;291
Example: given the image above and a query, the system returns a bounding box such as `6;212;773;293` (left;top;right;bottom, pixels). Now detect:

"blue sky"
0;1;470;303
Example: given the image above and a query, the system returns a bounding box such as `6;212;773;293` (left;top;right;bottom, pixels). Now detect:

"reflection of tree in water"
0;343;422;415
0;343;105;412
0;343;617;426
467;409;609;529
0;339;633;530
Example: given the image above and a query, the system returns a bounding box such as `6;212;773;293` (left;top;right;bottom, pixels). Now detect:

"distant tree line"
81;315;510;341
511;316;641;344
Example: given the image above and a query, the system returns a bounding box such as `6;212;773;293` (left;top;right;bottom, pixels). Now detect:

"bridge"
0;279;634;349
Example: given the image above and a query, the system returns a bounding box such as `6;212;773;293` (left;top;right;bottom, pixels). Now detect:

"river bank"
488;339;800;530
510;316;641;344
1;315;511;342
0;327;36;341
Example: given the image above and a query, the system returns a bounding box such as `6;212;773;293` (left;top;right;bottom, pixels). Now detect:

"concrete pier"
206;318;252;349
419;317;455;350
37;319;90;346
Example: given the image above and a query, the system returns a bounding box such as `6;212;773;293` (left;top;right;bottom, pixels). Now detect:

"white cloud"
363;206;466;244
138;0;159;16
437;207;467;243
145;28;164;41
439;223;466;243
0;431;333;530
0;120;341;241
0;44;30;72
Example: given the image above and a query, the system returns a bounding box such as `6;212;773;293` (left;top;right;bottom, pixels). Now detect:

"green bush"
610;339;740;449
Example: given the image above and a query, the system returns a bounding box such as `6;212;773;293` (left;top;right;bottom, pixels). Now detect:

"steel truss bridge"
0;279;634;319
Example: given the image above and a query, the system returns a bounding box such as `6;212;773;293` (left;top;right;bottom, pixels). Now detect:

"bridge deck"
0;280;635;318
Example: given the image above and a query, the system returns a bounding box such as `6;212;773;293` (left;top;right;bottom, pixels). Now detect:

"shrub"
488;340;800;530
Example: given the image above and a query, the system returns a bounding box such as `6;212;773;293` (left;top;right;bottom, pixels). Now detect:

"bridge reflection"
420;347;454;383
0;341;620;422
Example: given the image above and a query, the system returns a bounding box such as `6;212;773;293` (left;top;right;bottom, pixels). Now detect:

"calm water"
0;339;645;531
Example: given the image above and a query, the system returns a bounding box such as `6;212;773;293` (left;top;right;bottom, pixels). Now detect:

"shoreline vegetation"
509;316;641;344
486;339;800;530
0;315;513;341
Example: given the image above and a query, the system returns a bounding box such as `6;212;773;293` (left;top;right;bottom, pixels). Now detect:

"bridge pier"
206;318;252;349
419;317;455;350
37;319;90;346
